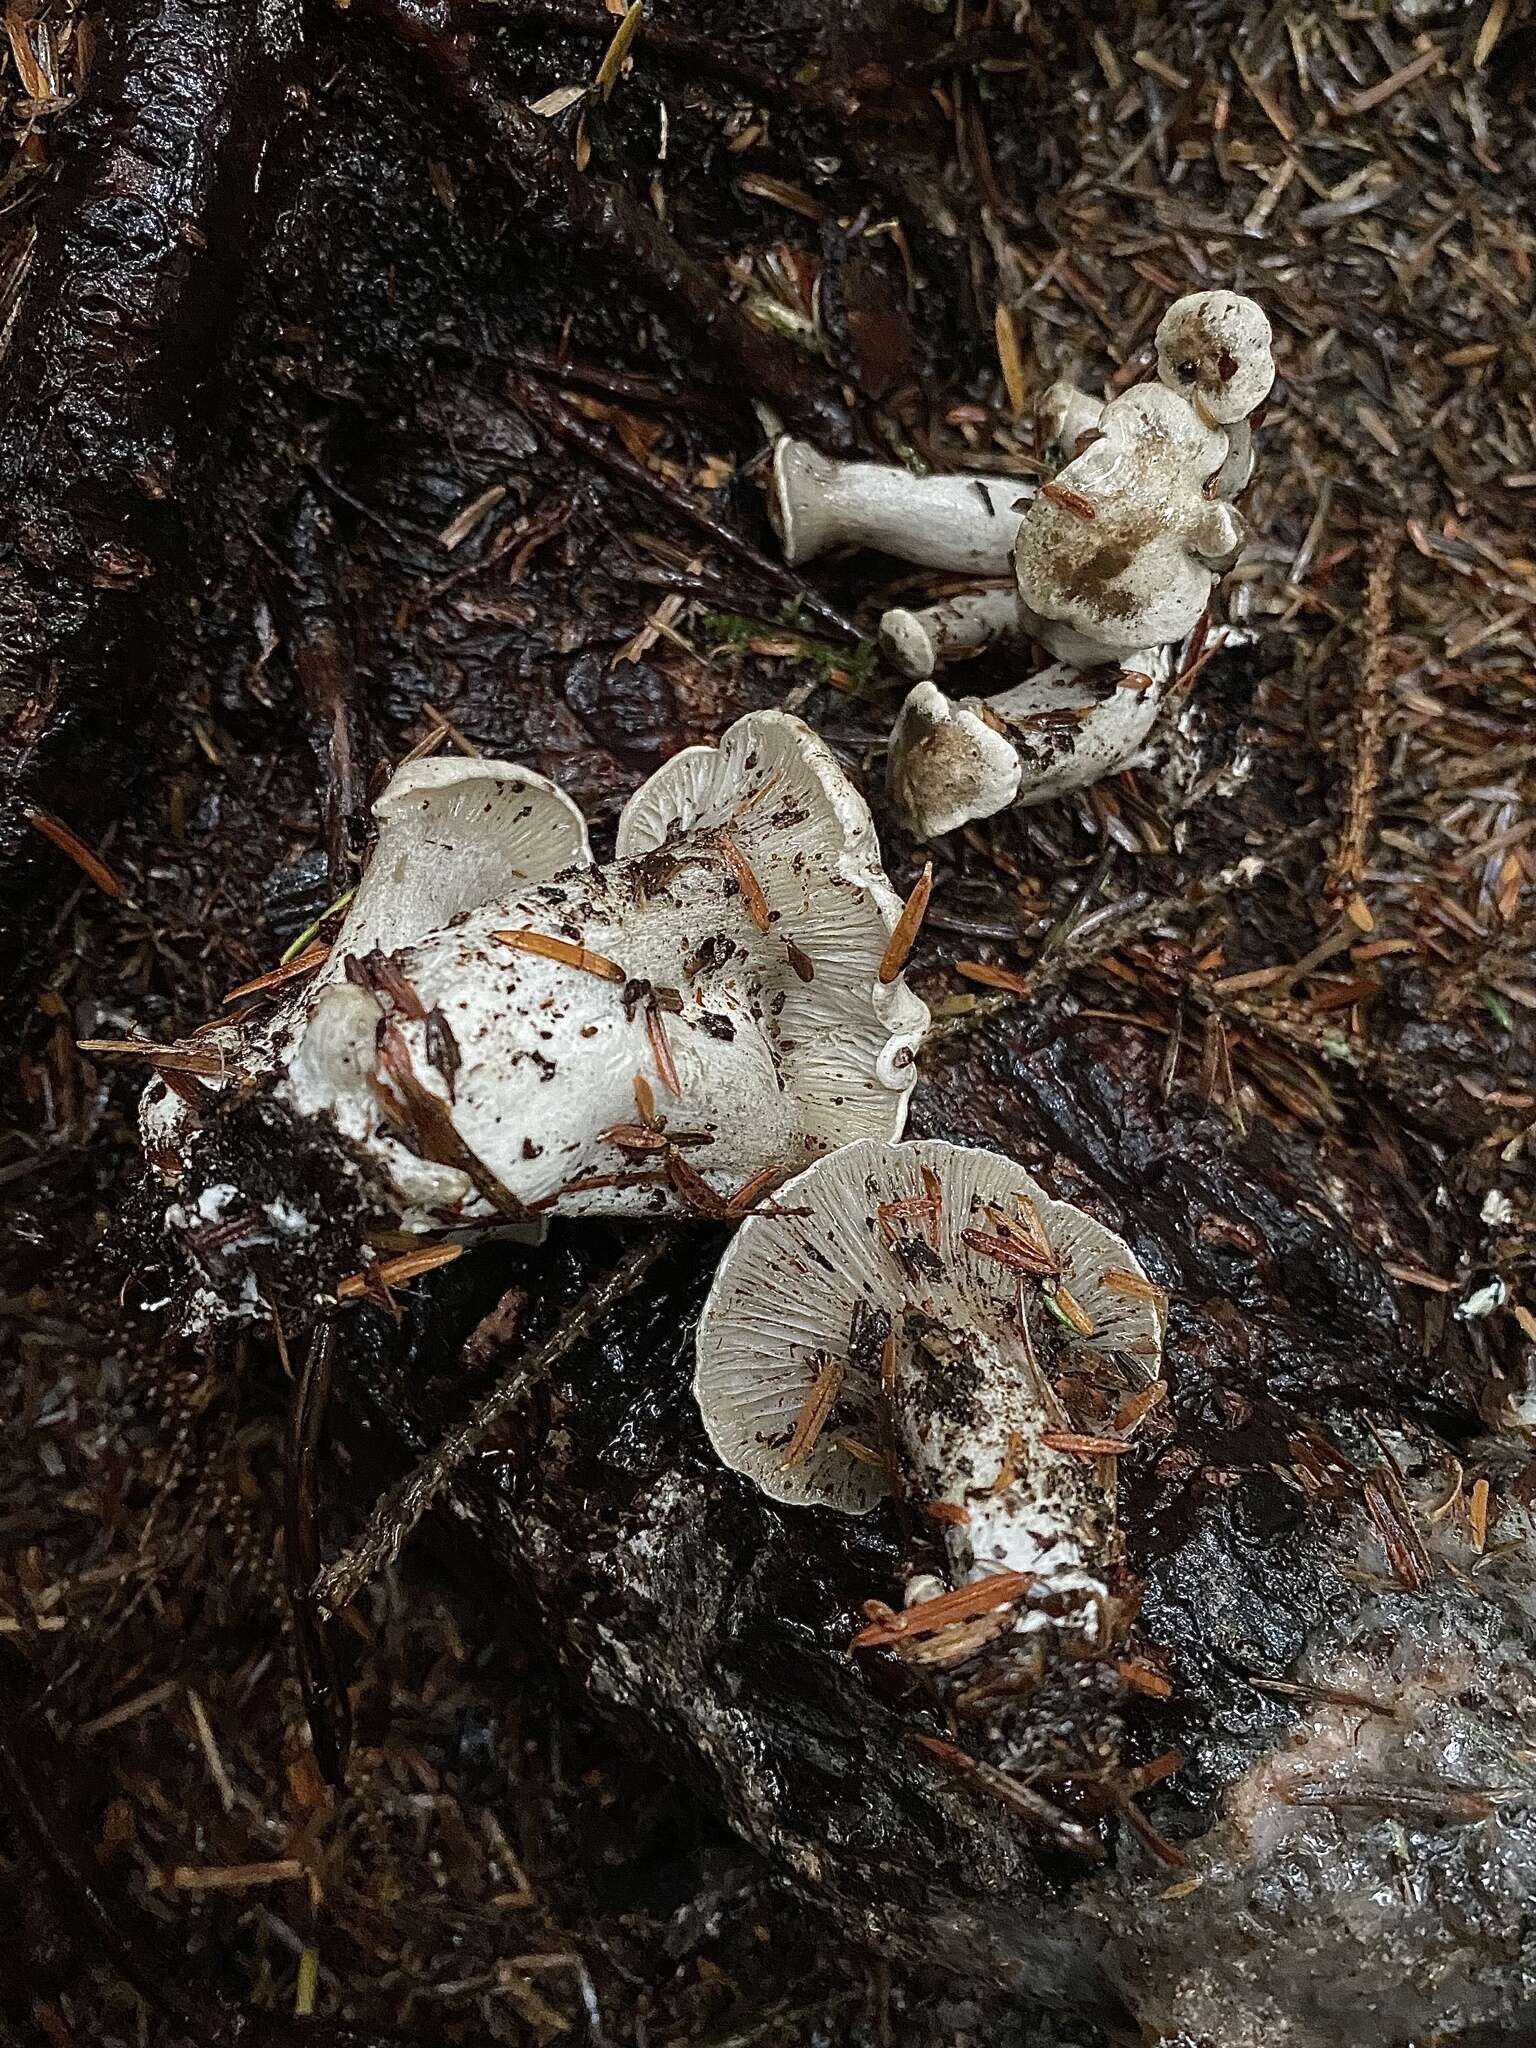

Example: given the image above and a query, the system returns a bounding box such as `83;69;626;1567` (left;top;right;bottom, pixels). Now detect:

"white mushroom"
1155;288;1275;430
1013;384;1240;669
695;1138;1164;1628
887;649;1172;838
878;586;1023;683
143;714;929;1292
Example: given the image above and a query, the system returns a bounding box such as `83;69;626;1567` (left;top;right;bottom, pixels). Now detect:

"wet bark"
0;0;298;953
339;1012;1536;2044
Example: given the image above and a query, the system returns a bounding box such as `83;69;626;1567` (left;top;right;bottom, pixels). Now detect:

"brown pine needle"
646;1001;681;1096
77;1037;229;1077
224;940;331;1003
961;1225;1056;1280
594;0;643;99
1043;1283;1096;1337
1114;1380;1168;1435
782;1359;843;1467
1328;526;1398;907
1102;1267;1167;1311
851;1568;1033;1650
1040;480;1097;521
336;1242;464;1300
719;832;772;933
880;862;933;983
493;928;627;981
25;806;125;898
955;959;1032;995
994;302;1028;419
1041;1430;1130;1457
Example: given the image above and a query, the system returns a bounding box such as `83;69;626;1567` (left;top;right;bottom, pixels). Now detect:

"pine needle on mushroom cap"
694;1137;1164;1521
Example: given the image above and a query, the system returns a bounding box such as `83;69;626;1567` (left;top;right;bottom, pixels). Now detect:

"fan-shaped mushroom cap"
694;1137;1163;1518
1155;289;1274;428
618;709;929;1127
1014;383;1234;663
139;756;592;1192
322;756;591;972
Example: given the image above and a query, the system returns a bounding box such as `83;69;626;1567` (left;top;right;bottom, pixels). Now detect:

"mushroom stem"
892;1315;1113;1608
879;587;1023;682
770;436;1028;573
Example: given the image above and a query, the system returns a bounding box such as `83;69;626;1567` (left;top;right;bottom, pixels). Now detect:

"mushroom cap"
324;755;591;972
887;681;1023;838
619;709;930;1142
694;1137;1164;1516
1155;289;1274;427
1014;383;1232;658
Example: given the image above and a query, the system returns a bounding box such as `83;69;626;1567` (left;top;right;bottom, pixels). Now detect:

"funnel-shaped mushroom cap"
695;1138;1163;1515
619;710;930;1140
326;756;591;971
1155;289;1274;427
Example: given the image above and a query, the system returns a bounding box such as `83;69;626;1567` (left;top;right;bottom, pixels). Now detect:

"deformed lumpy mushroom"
1042;286;1274;497
887;650;1173;838
694;1138;1163;1631
1013;383;1242;669
140;713;929;1320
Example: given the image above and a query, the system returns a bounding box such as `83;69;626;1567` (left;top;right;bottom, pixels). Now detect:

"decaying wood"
0;0;300;957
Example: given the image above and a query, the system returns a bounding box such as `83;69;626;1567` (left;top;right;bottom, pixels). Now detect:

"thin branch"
1327;527;1399;912
314;1231;676;1616
509;371;865;644
283;1321;353;1788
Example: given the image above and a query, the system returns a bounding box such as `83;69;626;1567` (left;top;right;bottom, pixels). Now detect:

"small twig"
281;484;372;889
508;372;864;645
313;1231;676;1615
1327;527;1398;917
283;1322;352;1787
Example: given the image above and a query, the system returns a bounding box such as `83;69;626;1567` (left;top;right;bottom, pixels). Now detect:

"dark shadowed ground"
1;0;1533;2042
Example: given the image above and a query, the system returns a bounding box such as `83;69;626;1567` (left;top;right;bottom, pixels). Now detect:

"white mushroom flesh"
1014;384;1235;664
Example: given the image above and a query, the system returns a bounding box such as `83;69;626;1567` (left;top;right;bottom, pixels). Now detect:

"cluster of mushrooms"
771;288;1275;835
138;286;1272;1659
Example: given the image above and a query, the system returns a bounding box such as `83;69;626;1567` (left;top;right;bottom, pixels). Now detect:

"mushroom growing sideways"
695;1139;1164;1634
140;712;929;1320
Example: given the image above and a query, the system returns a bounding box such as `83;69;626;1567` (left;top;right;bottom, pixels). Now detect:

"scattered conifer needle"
594;0;643;99
955;959;1032;995
1040;481;1097;521
851;1569;1033;1649
494;929;627;981
336;1242;464;1300
782;1359;843;1467
77;1038;229;1077
224;941;331;1003
1041;1431;1130;1457
25;806;125;898
718;833;772;933
880;863;933;983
